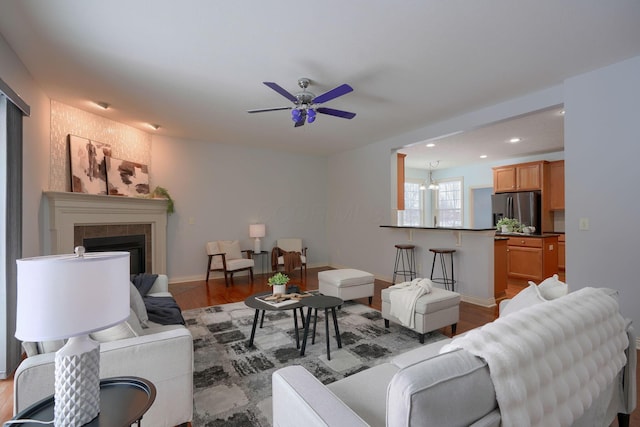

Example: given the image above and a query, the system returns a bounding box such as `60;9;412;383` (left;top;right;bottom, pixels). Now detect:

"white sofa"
273;287;637;427
14;275;193;427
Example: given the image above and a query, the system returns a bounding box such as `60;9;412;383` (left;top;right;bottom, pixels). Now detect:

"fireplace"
83;234;147;274
44;191;168;274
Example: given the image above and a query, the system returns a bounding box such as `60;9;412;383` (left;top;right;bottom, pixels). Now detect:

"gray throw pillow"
130;282;149;327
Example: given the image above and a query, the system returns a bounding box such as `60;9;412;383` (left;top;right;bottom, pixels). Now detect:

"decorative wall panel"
50;100;151;191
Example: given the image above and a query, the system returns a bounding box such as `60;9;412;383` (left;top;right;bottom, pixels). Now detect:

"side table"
300;295;344;360
11;376;156;427
252;250;269;275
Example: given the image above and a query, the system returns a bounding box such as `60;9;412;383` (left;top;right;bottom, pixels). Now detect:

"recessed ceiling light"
150;124;161;130
426;143;435;148
508;137;521;143
480;154;488;159
559;109;565;115
95;101;110;110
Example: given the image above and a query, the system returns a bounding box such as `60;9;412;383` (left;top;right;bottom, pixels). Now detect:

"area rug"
184;300;447;426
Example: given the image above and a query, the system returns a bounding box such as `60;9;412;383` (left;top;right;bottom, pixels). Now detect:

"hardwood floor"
1;267;637;426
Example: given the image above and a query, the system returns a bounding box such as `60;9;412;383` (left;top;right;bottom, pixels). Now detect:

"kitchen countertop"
495;232;561;238
380;225;496;231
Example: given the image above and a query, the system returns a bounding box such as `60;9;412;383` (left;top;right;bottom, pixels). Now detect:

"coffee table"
244;291;307;348
300;295;344;360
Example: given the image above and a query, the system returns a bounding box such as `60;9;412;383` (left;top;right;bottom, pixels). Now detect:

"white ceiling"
1;1;640;166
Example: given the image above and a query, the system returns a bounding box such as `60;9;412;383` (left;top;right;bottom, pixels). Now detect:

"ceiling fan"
248;78;356;127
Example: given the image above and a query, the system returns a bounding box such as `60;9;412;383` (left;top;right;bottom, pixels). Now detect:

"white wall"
151;135;329;282
564;55;640;339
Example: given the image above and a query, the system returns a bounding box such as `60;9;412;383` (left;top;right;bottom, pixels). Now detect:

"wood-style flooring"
0;267;637;426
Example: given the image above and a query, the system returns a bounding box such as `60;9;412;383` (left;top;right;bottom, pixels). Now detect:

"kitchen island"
380;225;498;307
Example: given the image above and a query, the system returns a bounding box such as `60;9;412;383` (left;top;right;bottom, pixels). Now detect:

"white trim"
44;191;168;274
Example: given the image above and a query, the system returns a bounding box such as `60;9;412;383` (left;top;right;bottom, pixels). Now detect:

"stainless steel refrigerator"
491;191;541;233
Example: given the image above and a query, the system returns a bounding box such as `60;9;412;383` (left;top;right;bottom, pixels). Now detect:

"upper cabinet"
493;161;547;193
549;160;565;210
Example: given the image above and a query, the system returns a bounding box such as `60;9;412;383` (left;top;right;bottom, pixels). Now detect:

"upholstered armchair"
272;238;307;277
206;240;255;286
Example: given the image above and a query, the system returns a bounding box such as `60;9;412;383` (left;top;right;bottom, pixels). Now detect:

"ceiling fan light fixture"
307;109;316;123
291;109;301;122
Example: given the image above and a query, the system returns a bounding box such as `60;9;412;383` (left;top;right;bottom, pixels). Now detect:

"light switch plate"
579;217;589;230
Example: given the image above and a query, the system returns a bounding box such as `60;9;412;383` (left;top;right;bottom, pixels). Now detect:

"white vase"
501;225;509;233
272;284;286;295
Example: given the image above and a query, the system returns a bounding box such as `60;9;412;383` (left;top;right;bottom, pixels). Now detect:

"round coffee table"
244;291;307;348
300;295;344;360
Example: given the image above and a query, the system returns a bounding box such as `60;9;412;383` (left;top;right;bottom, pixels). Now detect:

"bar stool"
392;244;417;284
429;248;456;291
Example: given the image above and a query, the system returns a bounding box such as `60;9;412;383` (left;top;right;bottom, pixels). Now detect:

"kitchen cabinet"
492;161;546;193
558;234;565;282
506;235;559;288
494;238;508;299
549;160;565;210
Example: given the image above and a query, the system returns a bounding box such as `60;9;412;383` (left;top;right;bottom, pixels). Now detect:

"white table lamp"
249;224;266;253
15;247;130;427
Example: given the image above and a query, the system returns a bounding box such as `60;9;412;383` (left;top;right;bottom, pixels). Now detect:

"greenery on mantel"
151;186;175;214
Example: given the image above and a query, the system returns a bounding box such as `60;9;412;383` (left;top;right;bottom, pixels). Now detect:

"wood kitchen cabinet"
549;160;565;210
494;238;508;299
506;235;559;288
558;234;566;282
493;161;546;193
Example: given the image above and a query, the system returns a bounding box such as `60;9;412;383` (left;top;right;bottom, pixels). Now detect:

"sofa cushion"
499;282;545;317
387;349;497;427
391;337;452;368
90;308;143;343
130;282;149;327
327;363;399;426
218;240;242;260
533;274;568;300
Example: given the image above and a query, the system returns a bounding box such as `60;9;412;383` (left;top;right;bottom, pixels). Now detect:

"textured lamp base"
54;335;100;427
254;238;261;254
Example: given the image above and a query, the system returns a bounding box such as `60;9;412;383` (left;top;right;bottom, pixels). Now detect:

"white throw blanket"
389;278;433;329
440;287;628;427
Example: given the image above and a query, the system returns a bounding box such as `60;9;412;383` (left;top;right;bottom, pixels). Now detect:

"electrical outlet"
579;217;589;230
549;244;554;250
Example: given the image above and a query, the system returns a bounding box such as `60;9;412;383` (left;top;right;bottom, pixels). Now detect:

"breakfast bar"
380;226;497;307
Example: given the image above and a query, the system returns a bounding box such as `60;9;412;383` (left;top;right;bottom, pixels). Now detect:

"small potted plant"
268;272;290;295
496;217;523;233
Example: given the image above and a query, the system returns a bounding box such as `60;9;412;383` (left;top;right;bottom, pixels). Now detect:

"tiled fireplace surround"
44;191;168;274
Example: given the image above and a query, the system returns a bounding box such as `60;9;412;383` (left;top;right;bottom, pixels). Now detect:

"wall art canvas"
68;135;111;194
106;156;150;196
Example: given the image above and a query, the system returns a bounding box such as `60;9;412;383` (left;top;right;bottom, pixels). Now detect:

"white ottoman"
318;269;375;304
381;286;460;343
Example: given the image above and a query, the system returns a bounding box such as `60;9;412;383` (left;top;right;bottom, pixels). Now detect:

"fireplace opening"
83;234;146;274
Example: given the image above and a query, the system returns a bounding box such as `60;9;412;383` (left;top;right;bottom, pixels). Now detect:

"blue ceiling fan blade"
263;82;298;103
247;107;292;113
312;84;353;104
317;107;356;119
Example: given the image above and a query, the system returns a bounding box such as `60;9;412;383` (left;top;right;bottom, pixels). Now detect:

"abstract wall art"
68;134;111;194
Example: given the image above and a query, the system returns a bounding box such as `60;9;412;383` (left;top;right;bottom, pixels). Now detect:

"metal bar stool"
392;244;417;284
429;248;456;291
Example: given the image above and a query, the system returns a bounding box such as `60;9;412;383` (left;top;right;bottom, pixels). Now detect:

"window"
435;178;463;227
397;180;423;226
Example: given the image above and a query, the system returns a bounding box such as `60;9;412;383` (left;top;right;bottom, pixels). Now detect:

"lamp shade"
249;224;266;238
15;250;130;341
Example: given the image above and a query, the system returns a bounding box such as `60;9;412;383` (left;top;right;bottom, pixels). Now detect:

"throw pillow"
130;282;149;327
90;309;143;343
499;282;546;317
532;274;568;300
218;240;243;260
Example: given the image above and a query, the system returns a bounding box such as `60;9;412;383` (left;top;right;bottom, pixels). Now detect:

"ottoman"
381;286;460;343
318;269;375;304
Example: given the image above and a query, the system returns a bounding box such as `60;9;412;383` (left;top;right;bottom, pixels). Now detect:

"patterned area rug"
184;299;447;426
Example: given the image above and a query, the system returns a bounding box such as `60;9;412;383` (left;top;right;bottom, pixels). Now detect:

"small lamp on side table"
15;246;130;427
250;223;266;254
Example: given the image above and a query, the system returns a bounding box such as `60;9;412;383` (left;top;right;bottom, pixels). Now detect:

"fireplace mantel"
44;191;168;273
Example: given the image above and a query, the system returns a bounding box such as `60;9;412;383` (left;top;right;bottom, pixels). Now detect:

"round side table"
300;295;344;360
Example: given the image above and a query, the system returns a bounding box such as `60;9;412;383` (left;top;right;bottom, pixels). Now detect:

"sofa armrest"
14;327;193;427
272;366;368;427
147;274;169;294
